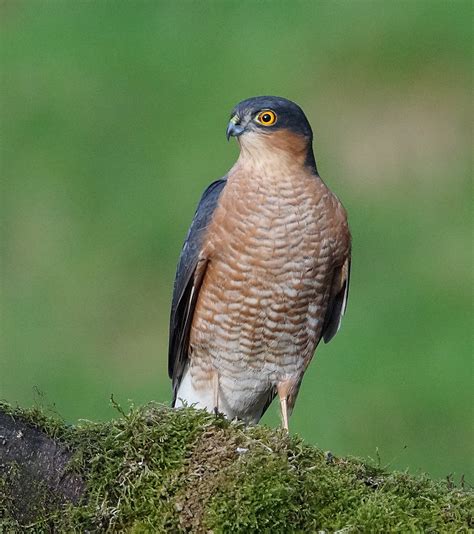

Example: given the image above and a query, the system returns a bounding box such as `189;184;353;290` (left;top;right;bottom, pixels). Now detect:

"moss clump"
1;402;472;532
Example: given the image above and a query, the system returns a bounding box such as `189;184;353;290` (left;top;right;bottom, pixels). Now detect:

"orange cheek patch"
265;130;309;156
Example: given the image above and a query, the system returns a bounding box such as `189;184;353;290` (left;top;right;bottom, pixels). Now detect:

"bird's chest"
210;176;328;289
191;173;332;365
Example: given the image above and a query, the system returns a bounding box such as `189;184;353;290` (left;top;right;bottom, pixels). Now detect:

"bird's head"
226;96;317;171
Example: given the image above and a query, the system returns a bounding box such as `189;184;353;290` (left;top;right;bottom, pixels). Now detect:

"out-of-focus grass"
0;1;472;480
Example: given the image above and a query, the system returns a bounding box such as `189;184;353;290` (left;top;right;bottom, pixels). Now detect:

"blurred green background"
1;1;472;481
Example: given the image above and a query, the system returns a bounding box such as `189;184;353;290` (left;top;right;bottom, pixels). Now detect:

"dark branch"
0;409;84;524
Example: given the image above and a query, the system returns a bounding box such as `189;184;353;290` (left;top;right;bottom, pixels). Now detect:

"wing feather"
322;257;351;344
168;178;227;403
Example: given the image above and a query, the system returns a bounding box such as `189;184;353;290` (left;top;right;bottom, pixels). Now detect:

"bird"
168;96;351;430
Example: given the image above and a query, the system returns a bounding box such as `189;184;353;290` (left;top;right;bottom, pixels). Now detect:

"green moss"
0;400;72;442
1;402;472;532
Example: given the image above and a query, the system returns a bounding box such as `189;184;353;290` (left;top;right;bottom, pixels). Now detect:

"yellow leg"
277;381;291;431
279;395;289;431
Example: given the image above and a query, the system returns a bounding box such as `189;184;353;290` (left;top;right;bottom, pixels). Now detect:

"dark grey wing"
322;257;351;343
168;178;227;403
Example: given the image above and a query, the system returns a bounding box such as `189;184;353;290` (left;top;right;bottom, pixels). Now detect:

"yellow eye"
256;110;277;126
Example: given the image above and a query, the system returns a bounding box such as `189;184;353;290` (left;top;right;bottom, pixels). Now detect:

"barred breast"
177;162;345;422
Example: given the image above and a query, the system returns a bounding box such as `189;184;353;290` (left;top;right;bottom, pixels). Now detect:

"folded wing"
168;179;227;404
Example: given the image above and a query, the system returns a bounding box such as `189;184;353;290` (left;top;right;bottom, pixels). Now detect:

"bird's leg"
279;396;289;431
277;381;291;431
212;371;219;416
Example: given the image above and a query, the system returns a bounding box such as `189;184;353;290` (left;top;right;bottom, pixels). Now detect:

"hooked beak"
226;119;245;141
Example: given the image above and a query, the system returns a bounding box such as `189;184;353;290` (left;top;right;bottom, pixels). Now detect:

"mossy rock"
0;401;472;532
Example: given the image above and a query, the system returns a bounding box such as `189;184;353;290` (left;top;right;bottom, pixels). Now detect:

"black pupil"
262;113;271;123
